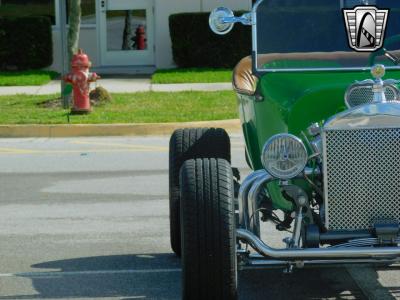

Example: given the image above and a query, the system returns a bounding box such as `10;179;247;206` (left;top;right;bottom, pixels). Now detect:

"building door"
98;0;154;66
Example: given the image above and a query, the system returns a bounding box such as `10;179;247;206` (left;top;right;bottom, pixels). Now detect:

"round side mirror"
209;7;234;35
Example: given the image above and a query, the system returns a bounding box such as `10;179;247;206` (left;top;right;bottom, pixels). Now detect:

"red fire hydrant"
64;49;100;114
133;25;146;50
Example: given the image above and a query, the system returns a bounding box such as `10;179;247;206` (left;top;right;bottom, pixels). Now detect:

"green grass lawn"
0;91;237;124
0;70;59;86
151;68;232;84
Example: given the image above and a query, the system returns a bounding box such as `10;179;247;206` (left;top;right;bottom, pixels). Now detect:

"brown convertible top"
233;52;373;95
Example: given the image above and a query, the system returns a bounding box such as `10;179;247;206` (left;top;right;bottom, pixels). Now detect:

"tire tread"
181;158;237;300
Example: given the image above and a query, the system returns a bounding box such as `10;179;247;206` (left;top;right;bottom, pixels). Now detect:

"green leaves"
62;84;73;96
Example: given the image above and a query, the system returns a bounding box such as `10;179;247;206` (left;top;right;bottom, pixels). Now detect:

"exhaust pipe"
238;169;266;230
237;228;400;259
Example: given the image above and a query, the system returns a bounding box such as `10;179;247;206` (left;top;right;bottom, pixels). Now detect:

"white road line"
0;268;181;278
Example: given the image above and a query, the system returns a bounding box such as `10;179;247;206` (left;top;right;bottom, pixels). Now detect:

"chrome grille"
324;128;400;230
345;85;399;108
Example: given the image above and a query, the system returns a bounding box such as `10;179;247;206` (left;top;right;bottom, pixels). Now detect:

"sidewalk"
0;78;232;96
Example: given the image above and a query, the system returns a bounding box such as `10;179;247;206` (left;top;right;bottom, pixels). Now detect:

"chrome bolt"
307;123;321;136
297;195;307;207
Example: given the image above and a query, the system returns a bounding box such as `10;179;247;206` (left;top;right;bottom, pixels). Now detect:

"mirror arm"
209;8;251;35
221;13;252;26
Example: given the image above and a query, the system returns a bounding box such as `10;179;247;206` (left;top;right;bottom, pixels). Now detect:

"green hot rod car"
169;0;400;298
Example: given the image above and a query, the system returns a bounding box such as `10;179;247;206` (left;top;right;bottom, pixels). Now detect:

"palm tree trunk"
67;0;82;62
122;10;133;50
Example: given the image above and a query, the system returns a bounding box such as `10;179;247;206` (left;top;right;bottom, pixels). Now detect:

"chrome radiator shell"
323;103;400;230
345;84;399;108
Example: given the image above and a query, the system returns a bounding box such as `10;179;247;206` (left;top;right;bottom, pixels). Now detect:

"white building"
1;0;251;73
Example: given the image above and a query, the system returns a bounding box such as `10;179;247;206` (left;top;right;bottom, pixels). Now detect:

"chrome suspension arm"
239;167;320;235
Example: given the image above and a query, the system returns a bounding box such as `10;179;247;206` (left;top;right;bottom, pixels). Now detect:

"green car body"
239;69;400;212
209;0;400;250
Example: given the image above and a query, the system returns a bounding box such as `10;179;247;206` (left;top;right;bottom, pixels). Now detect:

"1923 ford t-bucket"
168;1;400;298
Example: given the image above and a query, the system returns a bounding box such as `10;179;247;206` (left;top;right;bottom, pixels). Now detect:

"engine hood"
324;102;400;131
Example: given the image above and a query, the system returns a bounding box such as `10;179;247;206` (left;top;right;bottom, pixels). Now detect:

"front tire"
180;158;237;300
169;128;230;256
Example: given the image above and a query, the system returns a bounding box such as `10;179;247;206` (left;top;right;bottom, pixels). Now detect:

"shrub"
90;86;112;106
0;17;53;71
169;12;251;68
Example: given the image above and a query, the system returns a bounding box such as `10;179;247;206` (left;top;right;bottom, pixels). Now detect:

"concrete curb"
0;119;241;138
0;80;233;96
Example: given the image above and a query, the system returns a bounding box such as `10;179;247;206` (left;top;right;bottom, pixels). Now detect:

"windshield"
254;0;400;72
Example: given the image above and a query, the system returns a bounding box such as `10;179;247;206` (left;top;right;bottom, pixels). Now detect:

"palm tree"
68;0;81;62
122;10;133;50
61;0;81;108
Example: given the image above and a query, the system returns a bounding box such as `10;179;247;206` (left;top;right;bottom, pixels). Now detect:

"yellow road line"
0;147;39;154
70;140;168;151
0;148;166;155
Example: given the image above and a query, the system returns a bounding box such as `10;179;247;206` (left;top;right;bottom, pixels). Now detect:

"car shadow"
0;254;181;300
0;254;398;299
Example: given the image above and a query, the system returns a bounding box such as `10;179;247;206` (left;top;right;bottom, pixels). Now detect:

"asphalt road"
0;135;399;299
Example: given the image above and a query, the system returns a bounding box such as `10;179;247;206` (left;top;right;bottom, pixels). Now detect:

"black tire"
180;158;237;300
169;128;230;256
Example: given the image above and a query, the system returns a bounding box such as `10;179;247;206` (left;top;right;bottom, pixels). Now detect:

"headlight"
261;134;308;179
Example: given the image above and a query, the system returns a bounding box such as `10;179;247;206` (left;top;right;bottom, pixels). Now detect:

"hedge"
169;12;251;68
0;17;53;71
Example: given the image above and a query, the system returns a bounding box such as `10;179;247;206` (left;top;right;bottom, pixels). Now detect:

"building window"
0;0;56;24
106;10;147;51
66;0;96;25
